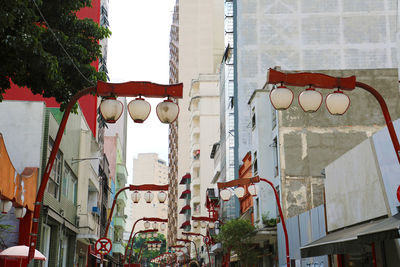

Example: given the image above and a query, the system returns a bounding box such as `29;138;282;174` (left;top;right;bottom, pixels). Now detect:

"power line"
32;0;96;86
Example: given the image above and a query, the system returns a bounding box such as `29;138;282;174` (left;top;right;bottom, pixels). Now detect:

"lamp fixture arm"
355;81;400;164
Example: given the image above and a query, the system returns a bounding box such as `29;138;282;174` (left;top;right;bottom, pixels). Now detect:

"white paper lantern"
219;189;232;201
208;222;215;229
131;191;141;203
234;187;245;198
298;87;323;112
0;199;12;214
127;97;151;123
200;221;207;229
153;222;158;229
192;221;199;228
270;86;294;110
99;98;123;123
144;221;150;229
144;191;154;203
158;191;167;203
156;99;179;124
160;222;166;231
326;90;350;115
14;207;27;219
248;184;257;196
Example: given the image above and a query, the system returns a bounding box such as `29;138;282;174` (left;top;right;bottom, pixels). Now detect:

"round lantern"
269;85;294;110
156;99;179;124
0;199;12;214
144;191;154;203
208;222;215;229
160;223;167;231
14;207;27;219
298;87;323;112
99;98;123;123
192;221;199;228
220;189;232;201
200;221;207;229
127;97;151;123
153;222;158;229
158;191;167;203
144;221;151;229
248;184;257;196
234;187;245;198
326;90;351;115
131;191;141;203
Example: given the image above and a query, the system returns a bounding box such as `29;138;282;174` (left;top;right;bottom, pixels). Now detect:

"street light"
26;80;182;263
267;68;400;164
217;176;291;267
124;217;167;264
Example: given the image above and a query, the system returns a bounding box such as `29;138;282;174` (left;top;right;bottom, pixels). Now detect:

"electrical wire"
32;0;96;86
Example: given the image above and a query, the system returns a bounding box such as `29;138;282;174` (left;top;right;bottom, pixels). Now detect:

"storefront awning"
301;214;400;258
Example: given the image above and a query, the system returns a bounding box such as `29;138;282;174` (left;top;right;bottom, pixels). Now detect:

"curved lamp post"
124;217;168;264
182;231;212;265
26;81;182;263
137;240;162;262
217;176;290;267
176;238;199;261
267;68;400;164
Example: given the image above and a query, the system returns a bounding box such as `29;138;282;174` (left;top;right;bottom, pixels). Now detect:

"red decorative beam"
97;81;183;98
217;176;260;189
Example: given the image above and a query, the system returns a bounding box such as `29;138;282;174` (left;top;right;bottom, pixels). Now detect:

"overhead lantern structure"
99;97;124;123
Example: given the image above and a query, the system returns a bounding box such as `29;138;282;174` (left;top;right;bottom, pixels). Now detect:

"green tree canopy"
216;218;257;267
131;233;166;265
0;0;110;107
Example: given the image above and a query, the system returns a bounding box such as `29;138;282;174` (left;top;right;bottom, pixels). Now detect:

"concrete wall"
325;138;388;231
0;101;45;173
279;69;400;218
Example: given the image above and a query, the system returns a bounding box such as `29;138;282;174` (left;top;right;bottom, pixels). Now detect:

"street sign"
95;237;112;255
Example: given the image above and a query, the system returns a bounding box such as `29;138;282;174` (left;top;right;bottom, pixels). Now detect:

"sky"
107;0;176;182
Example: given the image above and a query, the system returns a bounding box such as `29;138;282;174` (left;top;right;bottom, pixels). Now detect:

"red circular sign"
397;186;400;203
95;237;112;255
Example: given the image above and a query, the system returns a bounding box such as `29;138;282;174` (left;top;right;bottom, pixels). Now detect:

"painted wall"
0;101;45;173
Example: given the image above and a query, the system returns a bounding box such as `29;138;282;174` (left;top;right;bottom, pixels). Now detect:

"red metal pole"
27;86;96;263
355;81;400;164
123;218;145;263
259;178;290;267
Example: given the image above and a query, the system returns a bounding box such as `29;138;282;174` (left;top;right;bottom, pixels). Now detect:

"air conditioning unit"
92;206;99;214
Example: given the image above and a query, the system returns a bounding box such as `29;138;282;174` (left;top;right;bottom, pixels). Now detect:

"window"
251;107;256;130
271;105;277;129
62;164;77;204
47;138;63;199
273;138;279;177
253;151;258;175
42;224;51;267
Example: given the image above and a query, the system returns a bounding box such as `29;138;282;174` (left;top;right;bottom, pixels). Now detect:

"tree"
0;0;111;108
130;233;166;265
216;218;257;267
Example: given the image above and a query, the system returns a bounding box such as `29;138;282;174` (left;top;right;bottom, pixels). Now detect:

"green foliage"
216;219;257;266
130;233;166;264
0;0;111;109
262;212;277;227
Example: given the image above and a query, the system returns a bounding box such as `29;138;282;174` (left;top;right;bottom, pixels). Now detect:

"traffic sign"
95;237;112;255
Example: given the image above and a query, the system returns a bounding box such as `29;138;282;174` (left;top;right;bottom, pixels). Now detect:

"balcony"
116;164;128;185
114;215;126;229
112;242;124;254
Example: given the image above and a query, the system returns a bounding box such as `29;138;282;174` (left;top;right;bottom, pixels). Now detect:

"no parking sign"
95;237;112;255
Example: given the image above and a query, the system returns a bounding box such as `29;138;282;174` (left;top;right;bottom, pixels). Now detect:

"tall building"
127;153;168;234
167;0;224;251
167;0;180;246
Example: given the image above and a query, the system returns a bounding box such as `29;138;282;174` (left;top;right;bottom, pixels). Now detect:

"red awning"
179;190;191;199
179;205;191;214
180;221;191;229
179;173;191;184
